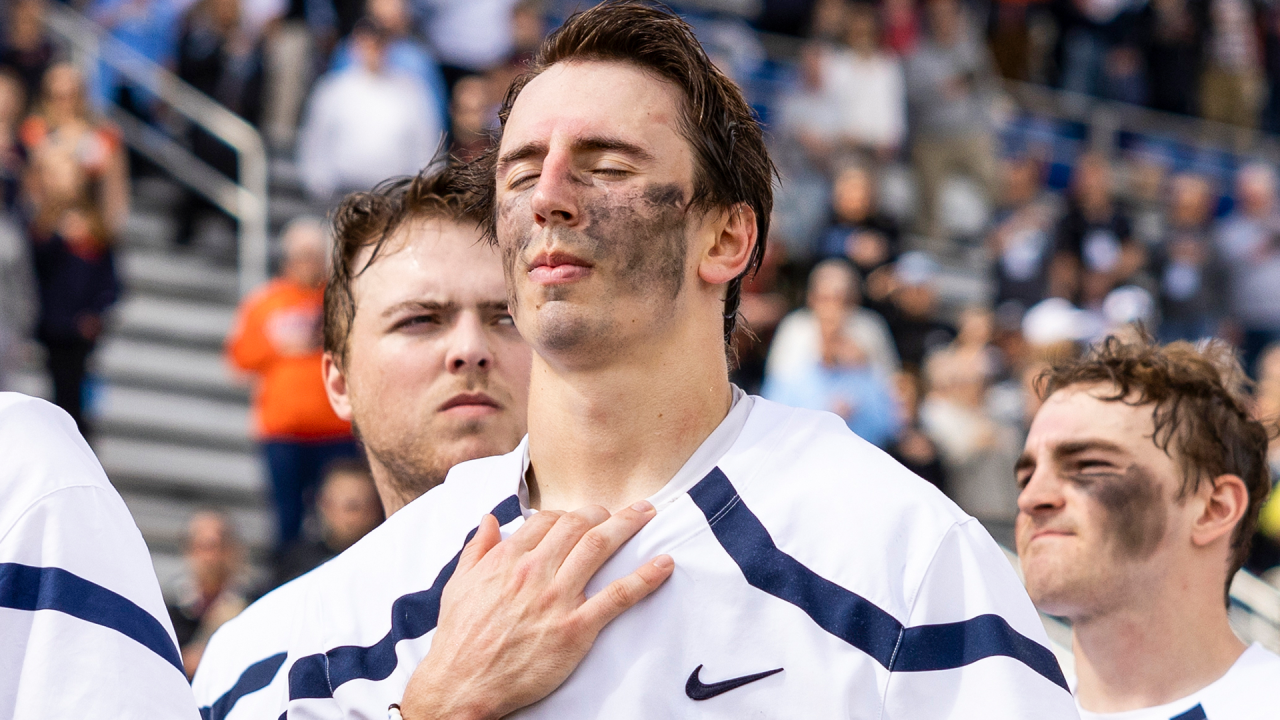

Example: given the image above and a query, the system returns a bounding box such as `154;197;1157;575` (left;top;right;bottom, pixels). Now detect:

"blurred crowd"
6;0;1280;677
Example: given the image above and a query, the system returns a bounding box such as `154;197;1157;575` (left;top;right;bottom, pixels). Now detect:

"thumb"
455;513;501;576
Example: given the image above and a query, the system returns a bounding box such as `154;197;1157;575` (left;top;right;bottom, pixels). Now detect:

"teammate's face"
324;220;531;505
1014;384;1187;620
493;60;712;367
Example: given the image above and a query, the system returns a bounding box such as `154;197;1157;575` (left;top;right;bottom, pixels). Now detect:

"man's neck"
526;328;732;513
1072;577;1246;713
369;457;429;516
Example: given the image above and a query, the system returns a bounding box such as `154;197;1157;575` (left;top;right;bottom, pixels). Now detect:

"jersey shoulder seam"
0;483;120;549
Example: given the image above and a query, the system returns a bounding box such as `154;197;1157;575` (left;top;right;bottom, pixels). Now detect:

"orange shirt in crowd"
226;278;351;440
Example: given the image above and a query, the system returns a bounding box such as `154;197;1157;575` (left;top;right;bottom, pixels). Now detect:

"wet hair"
472;0;776;344
323;163;485;366
1037;335;1274;599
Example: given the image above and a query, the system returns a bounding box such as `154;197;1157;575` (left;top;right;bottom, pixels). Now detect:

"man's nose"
529;150;581;228
1016;465;1066;516
444;311;494;372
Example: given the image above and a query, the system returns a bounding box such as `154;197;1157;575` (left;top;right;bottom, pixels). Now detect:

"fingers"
529;505;612;569
553;501;658;592
577;554;675;632
499;508;565;554
455;513;501;576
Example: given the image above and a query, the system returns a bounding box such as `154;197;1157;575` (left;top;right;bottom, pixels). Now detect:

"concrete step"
120;249;239;304
94;384;251;451
122;207;177;252
93;336;249;402
108;293;235;350
95;435;264;506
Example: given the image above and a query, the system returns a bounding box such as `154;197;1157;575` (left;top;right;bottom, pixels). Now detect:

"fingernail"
653;555;674;569
631;500;654;513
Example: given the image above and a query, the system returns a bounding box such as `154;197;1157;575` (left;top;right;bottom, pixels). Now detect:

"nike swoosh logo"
685;664;783;700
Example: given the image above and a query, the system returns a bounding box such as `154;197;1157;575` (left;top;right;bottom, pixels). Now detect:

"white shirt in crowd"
765;307;901;381
1076;643;1280;720
418;0;521;71
824;49;907;149
283;389;1077;719
192;573;317;720
297;65;443;200
0;393;199;719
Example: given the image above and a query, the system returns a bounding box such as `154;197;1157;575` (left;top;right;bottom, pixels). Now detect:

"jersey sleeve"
284;569;346;720
0;487;199;719
880;519;1079;719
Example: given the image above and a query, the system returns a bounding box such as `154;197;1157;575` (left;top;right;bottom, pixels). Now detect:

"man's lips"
527;250;592;286
439;392;501;416
1027;528;1076;543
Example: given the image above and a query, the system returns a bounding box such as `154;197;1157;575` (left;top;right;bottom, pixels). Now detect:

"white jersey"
1076;643;1280;720
284;394;1078;719
193;573;315;720
0;393;199;719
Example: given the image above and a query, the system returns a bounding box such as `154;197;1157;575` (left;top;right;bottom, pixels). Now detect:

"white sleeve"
0;401;198;719
881;519;1079;719
284;572;345;720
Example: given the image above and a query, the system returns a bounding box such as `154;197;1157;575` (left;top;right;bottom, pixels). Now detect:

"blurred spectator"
449;74;494;162
328;0;448;122
824;2;906;159
886;370;947;490
88;0;188;121
226;217;358;551
731;235;791;394
904;0;997;248
270;457;382;588
1139;0;1204;117
297;19;443;201
986;0;1047;81
1154;172;1229;342
175;0;263;246
1052;0;1145;101
1049;152;1143;308
0;0;54;110
1216;163;1280;376
0;213;36;391
762;267;902;448
882;0;920;56
19;63;131;236
920;307;1020;524
27;151;120;437
167;510;249;680
878;251;956;370
1247;341;1280;574
767;259;901;383
776;42;852;178
988;154;1060;320
1200;0;1263;129
819;164;901;281
258;0;332;151
417;0;523;90
1263;4;1280;134
0;69;26;212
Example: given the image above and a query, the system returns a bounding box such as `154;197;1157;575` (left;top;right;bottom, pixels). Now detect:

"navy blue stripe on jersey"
289;495;523;700
1171;704;1206;720
688;468;1069;692
199;652;287;720
0;562;184;673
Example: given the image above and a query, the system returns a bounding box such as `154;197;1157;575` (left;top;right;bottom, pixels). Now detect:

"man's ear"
322;351;354;422
698;202;757;286
1190;474;1249;548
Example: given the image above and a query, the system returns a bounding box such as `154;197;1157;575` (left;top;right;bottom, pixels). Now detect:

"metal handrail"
43;3;269;297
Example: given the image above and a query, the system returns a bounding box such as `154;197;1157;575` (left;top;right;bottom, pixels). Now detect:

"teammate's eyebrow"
1053;440;1127;461
380;299;455;319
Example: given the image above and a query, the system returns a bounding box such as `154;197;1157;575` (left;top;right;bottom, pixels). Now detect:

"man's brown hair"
1037;335;1273;597
323;164;486;366
472;0;777;343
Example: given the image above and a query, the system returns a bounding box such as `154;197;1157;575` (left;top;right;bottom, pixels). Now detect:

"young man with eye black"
281;3;1078;718
1016;336;1280;720
190;165;532;720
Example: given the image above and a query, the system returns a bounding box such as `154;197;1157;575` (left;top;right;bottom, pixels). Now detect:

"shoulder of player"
732;397;965;525
0;394;122;538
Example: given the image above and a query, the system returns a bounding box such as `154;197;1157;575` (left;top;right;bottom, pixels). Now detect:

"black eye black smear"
496;181;691;352
1076;464;1168;559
